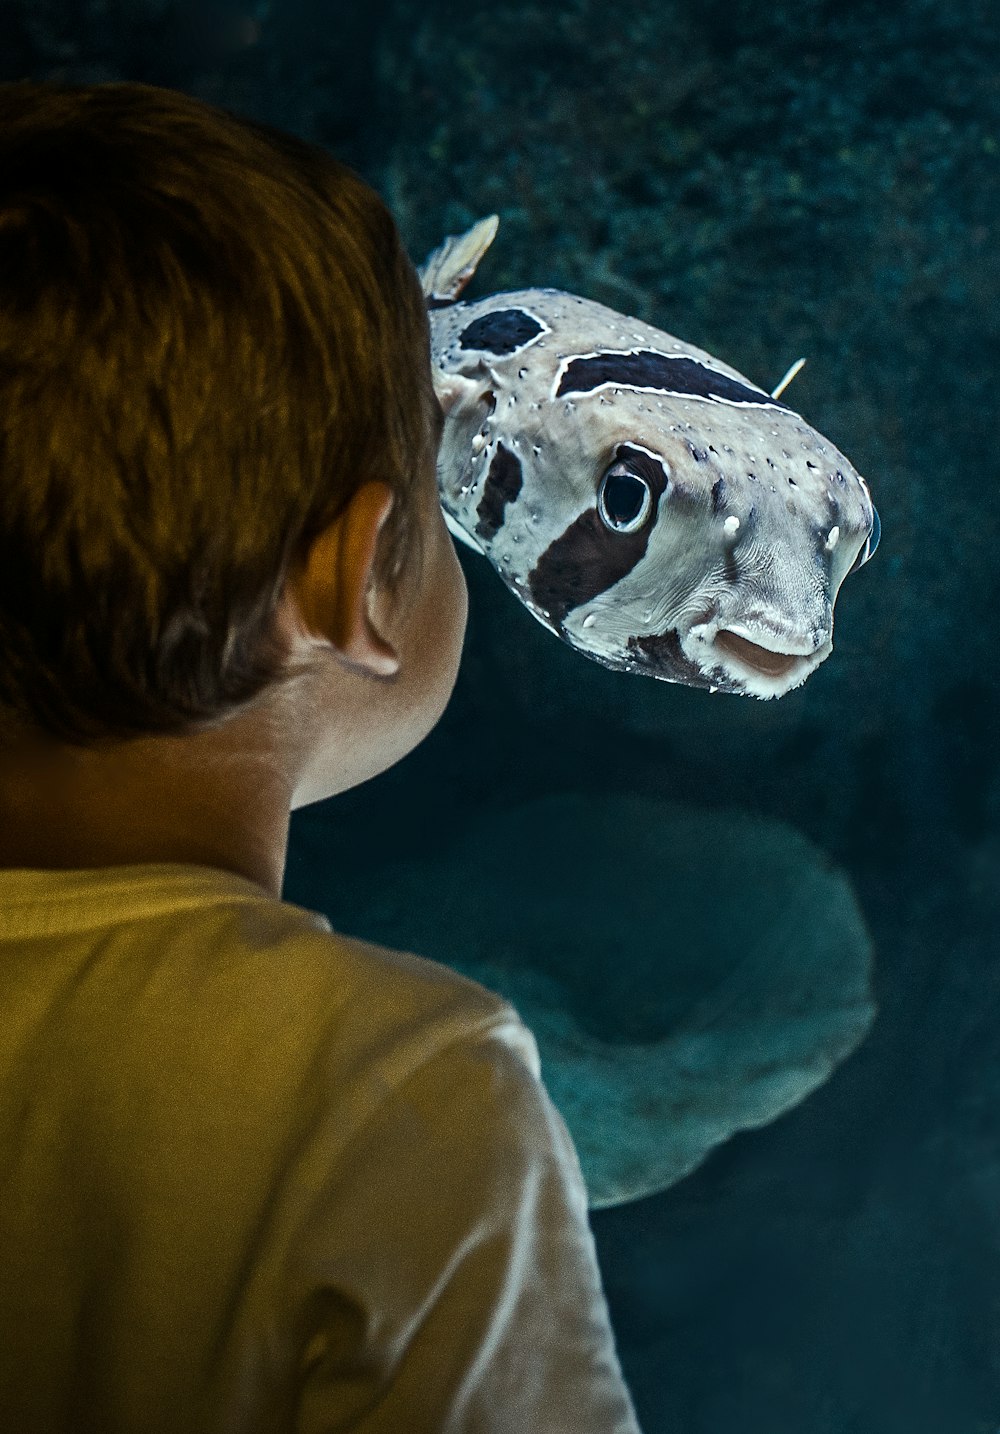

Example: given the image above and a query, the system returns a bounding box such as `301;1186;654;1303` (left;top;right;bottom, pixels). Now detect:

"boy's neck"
0;723;296;898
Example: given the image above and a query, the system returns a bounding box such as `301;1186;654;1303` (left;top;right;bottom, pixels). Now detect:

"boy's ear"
286;482;400;678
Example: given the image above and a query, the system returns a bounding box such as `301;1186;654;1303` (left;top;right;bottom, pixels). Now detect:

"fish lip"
714;629;815;680
682;614;833;695
716;620;829;659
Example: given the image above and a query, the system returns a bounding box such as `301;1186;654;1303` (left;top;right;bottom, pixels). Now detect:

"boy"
0;81;643;1432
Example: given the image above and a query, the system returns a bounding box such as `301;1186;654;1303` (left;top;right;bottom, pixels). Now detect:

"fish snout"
712;625;832;684
682;607;833;697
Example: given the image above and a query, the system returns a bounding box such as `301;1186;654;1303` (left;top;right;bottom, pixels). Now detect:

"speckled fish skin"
421;216;879;699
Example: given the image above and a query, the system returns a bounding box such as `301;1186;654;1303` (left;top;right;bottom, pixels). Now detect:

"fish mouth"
713;628;808;680
680;615;833;697
711;625;832;695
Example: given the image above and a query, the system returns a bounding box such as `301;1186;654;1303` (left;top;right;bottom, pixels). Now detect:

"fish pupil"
600;468;649;530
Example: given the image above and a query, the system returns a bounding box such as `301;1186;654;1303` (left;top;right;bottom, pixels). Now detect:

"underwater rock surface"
310;792;875;1208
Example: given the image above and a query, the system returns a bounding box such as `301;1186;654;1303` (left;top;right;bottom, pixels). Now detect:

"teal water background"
4;2;998;1429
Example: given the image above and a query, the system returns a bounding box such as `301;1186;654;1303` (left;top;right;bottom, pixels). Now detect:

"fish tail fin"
418;214;499;306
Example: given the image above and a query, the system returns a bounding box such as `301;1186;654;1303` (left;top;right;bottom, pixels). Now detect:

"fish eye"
849;502;881;574
597;462;652;533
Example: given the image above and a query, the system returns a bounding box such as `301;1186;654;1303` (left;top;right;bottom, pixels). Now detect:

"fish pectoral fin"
441;505;486;556
418;215;499;304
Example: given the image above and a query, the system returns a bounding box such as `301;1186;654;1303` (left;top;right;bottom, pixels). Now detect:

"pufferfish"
420;215;880;699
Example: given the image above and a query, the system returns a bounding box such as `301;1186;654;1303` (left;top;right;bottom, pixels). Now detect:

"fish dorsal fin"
418;214;499;306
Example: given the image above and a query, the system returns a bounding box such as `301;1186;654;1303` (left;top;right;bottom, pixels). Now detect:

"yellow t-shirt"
0;863;642;1433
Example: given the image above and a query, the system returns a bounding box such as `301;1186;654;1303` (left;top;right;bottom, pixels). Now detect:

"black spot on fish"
557;351;786;407
527;446;668;624
711;477;727;513
627;630;715;688
459;309;544;356
528;490;663;626
475;443;523;542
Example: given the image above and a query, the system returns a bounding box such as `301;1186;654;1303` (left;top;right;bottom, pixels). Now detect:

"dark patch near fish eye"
529;505;656;626
459;308;544;356
711;477;727;513
557;351;786;408
475;442;523;542
614;443;670;492
627;630;717;688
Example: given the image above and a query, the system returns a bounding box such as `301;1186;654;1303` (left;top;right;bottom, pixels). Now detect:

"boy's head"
0;81;467;894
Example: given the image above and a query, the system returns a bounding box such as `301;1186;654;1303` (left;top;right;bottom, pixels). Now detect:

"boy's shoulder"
163;884;527;1090
2;863;532;1143
145;886;537;1166
220;888;514;1028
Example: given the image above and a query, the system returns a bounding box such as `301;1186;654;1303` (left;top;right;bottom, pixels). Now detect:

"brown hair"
0;80;434;748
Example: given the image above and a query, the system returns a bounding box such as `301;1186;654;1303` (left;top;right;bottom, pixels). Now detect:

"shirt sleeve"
289;1017;644;1434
